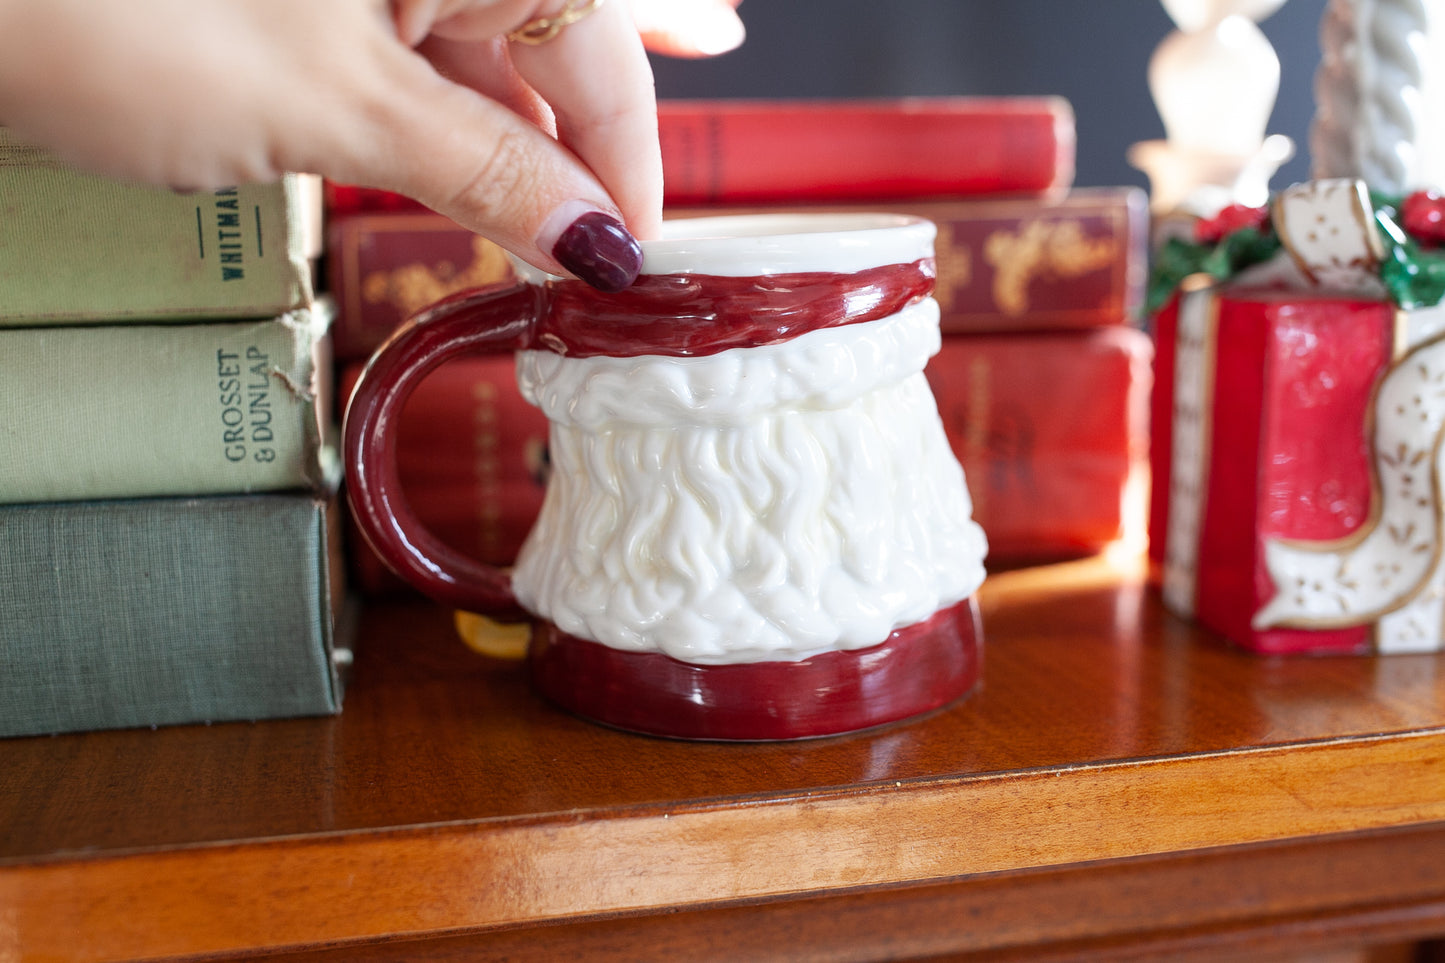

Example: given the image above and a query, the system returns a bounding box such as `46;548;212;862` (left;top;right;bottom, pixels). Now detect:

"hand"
0;0;744;290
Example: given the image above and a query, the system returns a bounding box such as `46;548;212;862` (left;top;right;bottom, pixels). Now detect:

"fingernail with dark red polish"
551;211;643;292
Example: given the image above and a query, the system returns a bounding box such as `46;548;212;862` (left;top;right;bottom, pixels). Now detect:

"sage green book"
0;128;320;324
0;301;338;503
0;492;352;738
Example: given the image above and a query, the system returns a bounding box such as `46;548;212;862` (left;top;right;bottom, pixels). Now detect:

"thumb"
322;46;643;292
631;0;745;58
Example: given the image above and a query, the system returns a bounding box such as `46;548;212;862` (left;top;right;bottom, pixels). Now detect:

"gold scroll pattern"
362;236;513;320
981;218;1119;316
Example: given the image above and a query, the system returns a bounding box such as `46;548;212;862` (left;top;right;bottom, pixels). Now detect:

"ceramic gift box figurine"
1149;181;1445;654
1147;0;1445;655
344;212;989;739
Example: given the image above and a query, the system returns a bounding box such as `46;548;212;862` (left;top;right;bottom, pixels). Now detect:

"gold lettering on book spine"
982;218;1119;316
929;223;973;313
362;237;513;319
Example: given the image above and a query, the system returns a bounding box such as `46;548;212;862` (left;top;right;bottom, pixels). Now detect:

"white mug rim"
512;211;937;281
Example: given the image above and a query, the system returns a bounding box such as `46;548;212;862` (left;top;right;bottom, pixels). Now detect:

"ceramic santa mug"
344;212;988;740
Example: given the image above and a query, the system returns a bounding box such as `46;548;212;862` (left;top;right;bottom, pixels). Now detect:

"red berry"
1194;203;1270;244
1402;190;1445;246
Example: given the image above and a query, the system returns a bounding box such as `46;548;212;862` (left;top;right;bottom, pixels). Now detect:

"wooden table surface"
5;553;1445;962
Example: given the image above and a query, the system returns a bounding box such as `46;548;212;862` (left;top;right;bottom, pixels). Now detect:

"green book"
0;302;338;503
0;493;352;738
0;128;320;324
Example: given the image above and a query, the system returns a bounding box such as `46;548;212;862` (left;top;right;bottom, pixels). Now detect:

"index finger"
507;0;663;240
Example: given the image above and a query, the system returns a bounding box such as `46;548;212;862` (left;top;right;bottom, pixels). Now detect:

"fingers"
508;0;664;240
416;33;554;134
630;0;745;58
327;38;641;290
374;0;738;280
398;0;746;58
339;0;731;287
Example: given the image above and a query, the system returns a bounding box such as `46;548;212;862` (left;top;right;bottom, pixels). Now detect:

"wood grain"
231;823;1445;963
5;555;1445;961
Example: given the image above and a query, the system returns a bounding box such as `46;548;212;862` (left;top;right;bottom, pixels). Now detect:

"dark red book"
326;212;515;360
657;97;1075;203
900;189;1146;332
323;182;425;215
927;326;1153;563
328;190;1144;361
670;188;1148;332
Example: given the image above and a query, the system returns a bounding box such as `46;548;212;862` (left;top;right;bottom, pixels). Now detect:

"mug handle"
343;280;546;618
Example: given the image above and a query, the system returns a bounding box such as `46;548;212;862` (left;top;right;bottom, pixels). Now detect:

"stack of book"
905;188;1153;563
0;129;351;738
327;97;1153;592
658;99;1154;564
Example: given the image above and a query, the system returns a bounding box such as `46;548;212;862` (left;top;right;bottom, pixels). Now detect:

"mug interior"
512;212;936;281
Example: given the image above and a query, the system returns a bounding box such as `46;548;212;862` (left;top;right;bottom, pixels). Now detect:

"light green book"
0;493;352;737
0;128;320;324
0;301;338;503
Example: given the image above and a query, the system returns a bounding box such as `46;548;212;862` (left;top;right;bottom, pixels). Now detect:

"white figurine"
1311;0;1445;195
1130;0;1293;215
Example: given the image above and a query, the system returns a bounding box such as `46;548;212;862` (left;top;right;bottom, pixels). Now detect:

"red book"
328;190;1144;361
657;97;1076;203
323;96;1076;218
928;327;1153;563
323;181;426;216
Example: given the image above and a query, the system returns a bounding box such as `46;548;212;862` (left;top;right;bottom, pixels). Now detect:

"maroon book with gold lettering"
671;189;1149;334
326;212;515;360
327;189;1147;360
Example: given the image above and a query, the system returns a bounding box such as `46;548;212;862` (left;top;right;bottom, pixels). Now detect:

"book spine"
328;191;1147;360
670;188;1150;332
0;131;319;323
327;212;515;360
321;96;1077;217
0;492;349;737
324;180;428;216
926;326;1154;562
908;189;1147;332
656;97;1076;203
338;356;550;594
0;303;337;503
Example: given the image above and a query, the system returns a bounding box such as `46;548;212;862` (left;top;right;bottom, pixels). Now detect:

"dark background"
649;0;1328;193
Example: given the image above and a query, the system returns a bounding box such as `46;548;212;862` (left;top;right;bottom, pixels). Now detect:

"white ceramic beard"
509;296;987;665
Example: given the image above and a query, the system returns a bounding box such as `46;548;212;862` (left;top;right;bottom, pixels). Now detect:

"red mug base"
527;597;983;741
